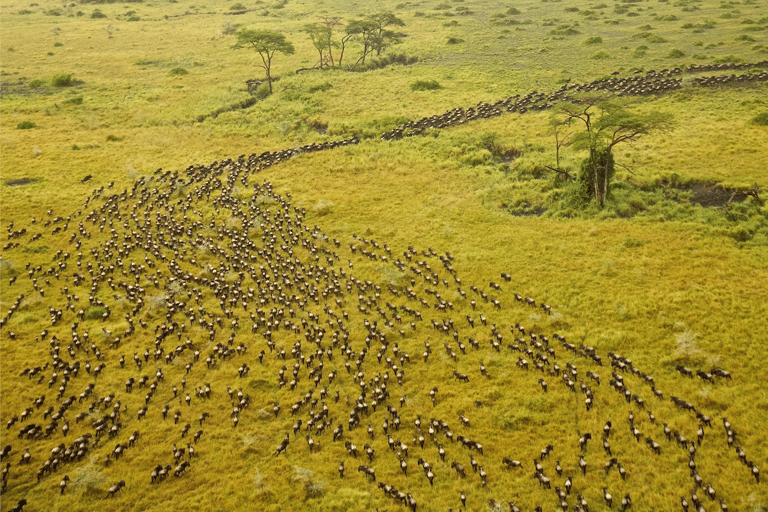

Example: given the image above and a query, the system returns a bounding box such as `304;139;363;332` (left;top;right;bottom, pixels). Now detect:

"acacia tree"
368;13;405;56
346;13;405;67
233;29;295;94
303;24;333;69
555;98;673;207
348;18;378;66
320;16;343;66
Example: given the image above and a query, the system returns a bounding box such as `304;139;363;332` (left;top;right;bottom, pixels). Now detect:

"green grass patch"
751;112;768;126
51;73;74;87
410;79;442;91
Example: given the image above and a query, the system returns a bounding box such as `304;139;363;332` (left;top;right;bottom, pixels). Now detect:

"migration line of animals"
0;68;763;512
380;61;768;141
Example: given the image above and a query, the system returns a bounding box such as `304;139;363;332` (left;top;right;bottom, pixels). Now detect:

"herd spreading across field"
2;0;768;511
0;68;764;510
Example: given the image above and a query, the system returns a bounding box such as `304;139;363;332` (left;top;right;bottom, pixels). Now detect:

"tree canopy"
233;29;295;94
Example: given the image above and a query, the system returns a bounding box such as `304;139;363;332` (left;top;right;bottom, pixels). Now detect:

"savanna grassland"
1;0;767;511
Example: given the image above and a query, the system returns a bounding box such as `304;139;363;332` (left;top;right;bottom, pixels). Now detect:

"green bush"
51;73;74;87
221;22;238;35
86;306;107;320
751;112;768;126
592;50;610;59
410;80;442;91
308;82;332;93
447;36;464;44
230;2;246;9
254;82;271;100
17;121;36;130
91;9;107;18
585;36;603;44
712;54;744;63
169;67;189;76
667;49;686;58
54;42;63;47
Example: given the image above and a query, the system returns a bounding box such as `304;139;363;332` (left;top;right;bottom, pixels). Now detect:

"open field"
1;0;767;511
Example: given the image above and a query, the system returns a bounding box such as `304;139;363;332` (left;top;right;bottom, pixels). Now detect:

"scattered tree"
368;13;406;57
233;29;295;94
346;13;405;67
553;97;674;207
320;16;343;66
303;24;333;69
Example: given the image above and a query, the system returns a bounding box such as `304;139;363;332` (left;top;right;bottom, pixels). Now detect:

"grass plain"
1;0;768;511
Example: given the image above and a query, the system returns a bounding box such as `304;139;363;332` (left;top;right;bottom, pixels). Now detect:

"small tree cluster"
233;13;407;93
303;13;406;69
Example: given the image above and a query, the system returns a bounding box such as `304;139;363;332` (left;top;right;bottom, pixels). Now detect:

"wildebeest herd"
0;64;764;512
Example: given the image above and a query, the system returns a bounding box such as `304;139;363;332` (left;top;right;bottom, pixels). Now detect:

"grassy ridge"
2;0;768;511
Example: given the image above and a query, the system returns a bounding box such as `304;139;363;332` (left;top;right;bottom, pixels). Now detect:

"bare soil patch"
5;178;39;187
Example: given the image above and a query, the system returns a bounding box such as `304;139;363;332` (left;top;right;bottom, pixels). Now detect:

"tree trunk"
591;148;601;206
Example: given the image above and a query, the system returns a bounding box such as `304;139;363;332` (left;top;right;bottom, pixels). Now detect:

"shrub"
221;22;238;35
127;16;140;21
86;306;107;320
169;67;189;76
751;112;768;126
51;73;74;87
308;82;332;93
230;2;246;10
91;9;106;18
410;80;442;91
17;121;36;130
585;36;603;44
507;7;521;14
667;49;685;58
28;79;45;87
592;50;610;59
64;96;83;105
712;54;744;63
574;148;615;206
446;36;464;44
254;82;271;99
106;134;123;141
54;42;63;47
352;53;418;72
